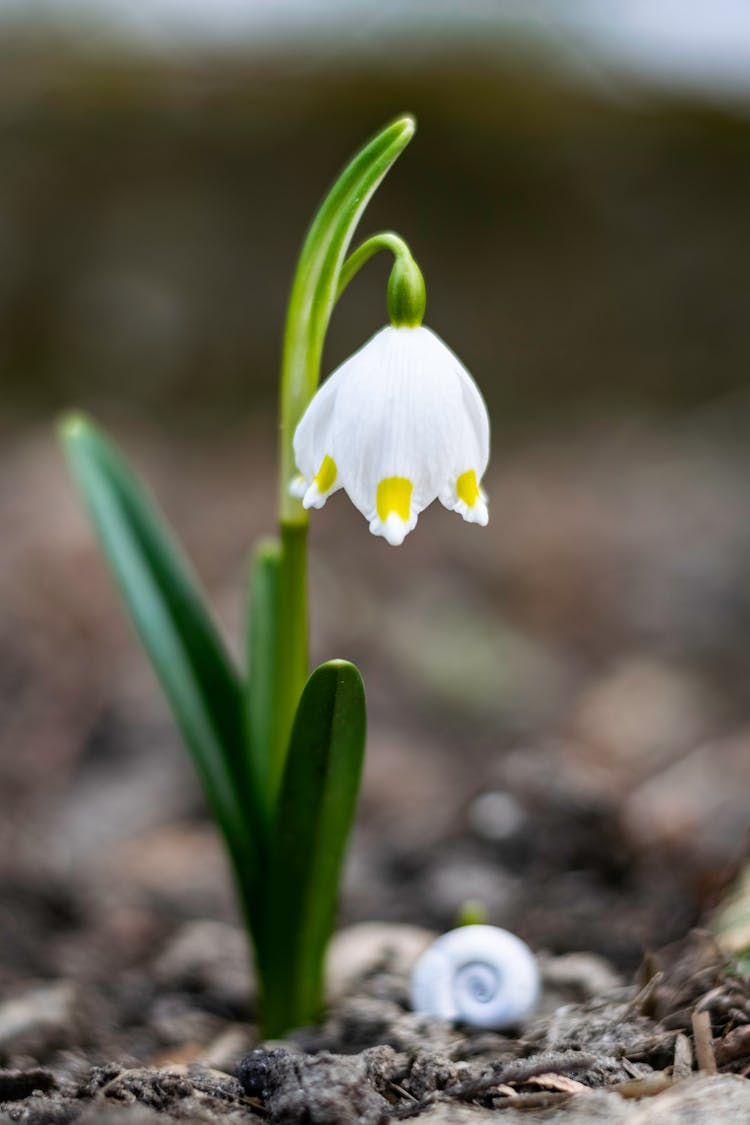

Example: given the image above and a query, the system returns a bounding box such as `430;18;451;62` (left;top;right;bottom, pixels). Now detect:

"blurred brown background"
2;3;750;993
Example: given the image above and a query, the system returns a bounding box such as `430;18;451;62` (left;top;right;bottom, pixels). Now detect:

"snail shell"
410;924;539;1029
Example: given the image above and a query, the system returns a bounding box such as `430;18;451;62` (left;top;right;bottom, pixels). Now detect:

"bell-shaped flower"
290;325;489;545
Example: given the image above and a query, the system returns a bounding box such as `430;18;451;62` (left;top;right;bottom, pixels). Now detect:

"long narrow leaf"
260;660;366;1035
60;414;260;901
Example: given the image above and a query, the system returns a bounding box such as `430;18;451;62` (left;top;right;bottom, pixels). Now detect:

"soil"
3;410;750;1121
1;923;750;1122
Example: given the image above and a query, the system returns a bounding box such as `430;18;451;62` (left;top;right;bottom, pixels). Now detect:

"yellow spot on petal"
314;454;337;493
377;477;412;522
456;469;480;508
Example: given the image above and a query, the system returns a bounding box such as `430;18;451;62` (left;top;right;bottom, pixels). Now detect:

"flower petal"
454;469;489;524
454;362;490;477
331;326;463;529
291;362;348;504
302;454;339;509
432;333;490;524
289;473;308;499
367;476;420;545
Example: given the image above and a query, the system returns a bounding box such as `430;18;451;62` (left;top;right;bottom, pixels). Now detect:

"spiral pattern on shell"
409;924;540;1029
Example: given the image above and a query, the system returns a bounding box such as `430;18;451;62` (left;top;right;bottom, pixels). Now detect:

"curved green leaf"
60;413;260;907
260;659;366;1035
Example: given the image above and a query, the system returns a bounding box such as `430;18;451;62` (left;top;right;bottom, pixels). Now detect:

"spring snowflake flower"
290;325;490;545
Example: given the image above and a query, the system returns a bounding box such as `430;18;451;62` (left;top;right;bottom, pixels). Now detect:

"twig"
691;1009;718;1074
624;970;664;1018
388;1082;418;1103
391;1051;594;1119
672;1032;693;1079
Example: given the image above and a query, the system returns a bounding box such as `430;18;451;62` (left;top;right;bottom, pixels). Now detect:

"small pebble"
468;790;527;843
237;1048;290;1099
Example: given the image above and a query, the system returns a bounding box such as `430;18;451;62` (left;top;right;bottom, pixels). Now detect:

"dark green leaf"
260;660;366;1035
60;413;260;905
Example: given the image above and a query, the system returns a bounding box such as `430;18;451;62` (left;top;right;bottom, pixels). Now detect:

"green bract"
60;116;418;1037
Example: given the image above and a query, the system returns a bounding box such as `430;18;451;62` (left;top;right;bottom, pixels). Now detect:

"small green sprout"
60;115;490;1037
457;899;489;928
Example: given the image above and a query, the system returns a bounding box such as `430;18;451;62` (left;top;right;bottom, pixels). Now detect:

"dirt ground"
2;404;750;1120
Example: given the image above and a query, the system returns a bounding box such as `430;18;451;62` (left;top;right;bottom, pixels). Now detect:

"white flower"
290;325;489;545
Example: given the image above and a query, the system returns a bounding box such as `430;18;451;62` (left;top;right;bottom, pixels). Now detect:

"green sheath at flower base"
387;252;426;327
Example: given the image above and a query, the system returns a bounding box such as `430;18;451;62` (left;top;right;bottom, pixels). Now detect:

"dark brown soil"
1;924;750;1122
2;411;750;1120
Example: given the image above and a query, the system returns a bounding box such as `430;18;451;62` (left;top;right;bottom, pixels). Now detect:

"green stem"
339;231;426;328
271;521;308;804
336;231;413;299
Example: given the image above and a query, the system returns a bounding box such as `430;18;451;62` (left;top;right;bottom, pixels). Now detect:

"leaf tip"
323;658;355;672
254;536;282;566
57;410;92;446
393;113;416;141
317;659;366;698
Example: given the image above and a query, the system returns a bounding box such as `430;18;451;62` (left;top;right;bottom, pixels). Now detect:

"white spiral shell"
409;924;540;1029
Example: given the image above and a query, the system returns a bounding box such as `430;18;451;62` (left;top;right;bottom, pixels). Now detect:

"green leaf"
246;538;280;818
60;413;261;908
260;659;366;1036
